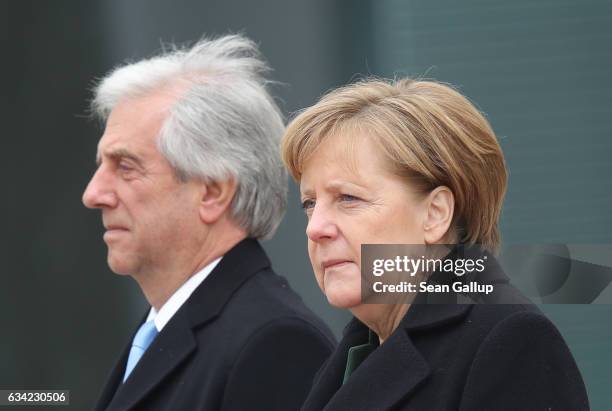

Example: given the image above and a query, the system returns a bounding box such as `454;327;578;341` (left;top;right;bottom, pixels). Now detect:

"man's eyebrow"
96;148;144;167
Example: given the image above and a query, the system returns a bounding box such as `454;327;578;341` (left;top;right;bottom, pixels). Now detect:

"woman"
281;78;589;410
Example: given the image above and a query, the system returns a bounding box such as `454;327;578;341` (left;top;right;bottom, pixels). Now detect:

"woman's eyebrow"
300;178;370;198
300;187;315;198
325;180;368;192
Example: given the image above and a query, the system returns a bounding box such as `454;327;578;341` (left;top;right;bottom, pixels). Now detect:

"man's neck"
135;227;248;310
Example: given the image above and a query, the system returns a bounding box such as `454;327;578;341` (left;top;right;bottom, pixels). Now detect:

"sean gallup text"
372;281;494;295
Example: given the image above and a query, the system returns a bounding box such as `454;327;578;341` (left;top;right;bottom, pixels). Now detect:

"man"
83;34;335;411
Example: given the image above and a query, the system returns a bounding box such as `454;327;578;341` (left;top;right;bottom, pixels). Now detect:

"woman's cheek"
307;248;324;290
315;269;325;292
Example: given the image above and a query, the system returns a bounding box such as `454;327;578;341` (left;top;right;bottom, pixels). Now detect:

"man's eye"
301;199;315;211
118;162;134;172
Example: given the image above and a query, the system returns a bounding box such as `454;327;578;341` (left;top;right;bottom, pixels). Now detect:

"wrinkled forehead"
94;92;176;164
301;123;390;178
299;128;397;196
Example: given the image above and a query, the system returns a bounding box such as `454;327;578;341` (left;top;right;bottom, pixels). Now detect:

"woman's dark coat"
302;249;589;411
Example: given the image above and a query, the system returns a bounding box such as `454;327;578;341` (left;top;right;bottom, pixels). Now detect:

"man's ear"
198;178;237;224
423;186;455;244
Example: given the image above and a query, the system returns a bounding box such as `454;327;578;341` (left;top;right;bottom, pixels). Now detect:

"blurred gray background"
3;0;611;409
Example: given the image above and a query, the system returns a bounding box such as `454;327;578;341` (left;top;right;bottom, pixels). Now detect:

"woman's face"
300;133;428;309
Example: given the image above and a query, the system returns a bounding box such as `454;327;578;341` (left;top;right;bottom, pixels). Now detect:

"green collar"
342;329;379;384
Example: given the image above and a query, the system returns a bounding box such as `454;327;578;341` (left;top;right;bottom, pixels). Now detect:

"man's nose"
82;166;118;209
306;204;338;242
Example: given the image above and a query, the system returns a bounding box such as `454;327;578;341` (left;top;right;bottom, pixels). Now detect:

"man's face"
82;93;202;276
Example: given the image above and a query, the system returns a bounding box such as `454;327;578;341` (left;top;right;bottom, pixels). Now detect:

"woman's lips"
322;260;352;270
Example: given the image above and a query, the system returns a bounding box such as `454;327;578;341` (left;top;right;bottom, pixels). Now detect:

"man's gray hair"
91;34;287;240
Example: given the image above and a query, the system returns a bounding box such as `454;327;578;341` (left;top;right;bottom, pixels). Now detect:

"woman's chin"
324;291;361;309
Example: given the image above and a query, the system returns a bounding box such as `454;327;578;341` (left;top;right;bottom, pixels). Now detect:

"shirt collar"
146;257;222;331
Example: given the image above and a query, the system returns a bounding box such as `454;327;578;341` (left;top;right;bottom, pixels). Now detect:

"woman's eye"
339;194;359;202
301;199;316;211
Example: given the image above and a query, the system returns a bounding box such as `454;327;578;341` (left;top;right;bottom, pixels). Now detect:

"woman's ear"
423;186;454;244
198;178;238;224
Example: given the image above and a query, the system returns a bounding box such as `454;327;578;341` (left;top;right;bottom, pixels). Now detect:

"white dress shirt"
146;257;222;332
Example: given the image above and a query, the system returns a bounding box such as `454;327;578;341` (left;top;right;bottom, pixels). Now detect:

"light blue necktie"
123;320;158;382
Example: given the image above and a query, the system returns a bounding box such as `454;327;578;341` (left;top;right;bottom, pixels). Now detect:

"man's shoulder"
185;263;335;352
224;267;333;337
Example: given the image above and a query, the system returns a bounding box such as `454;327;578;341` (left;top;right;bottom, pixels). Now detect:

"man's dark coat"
95;239;335;411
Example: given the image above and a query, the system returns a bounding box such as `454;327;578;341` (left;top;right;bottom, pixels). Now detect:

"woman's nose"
306;205;338;242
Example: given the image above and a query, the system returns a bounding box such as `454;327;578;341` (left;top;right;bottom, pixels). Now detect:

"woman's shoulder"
464;300;553;341
457;303;589;410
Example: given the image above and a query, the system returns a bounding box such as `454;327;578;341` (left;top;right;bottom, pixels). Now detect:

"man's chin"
107;254;135;276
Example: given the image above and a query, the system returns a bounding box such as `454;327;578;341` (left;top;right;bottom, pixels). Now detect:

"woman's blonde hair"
281;78;507;252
